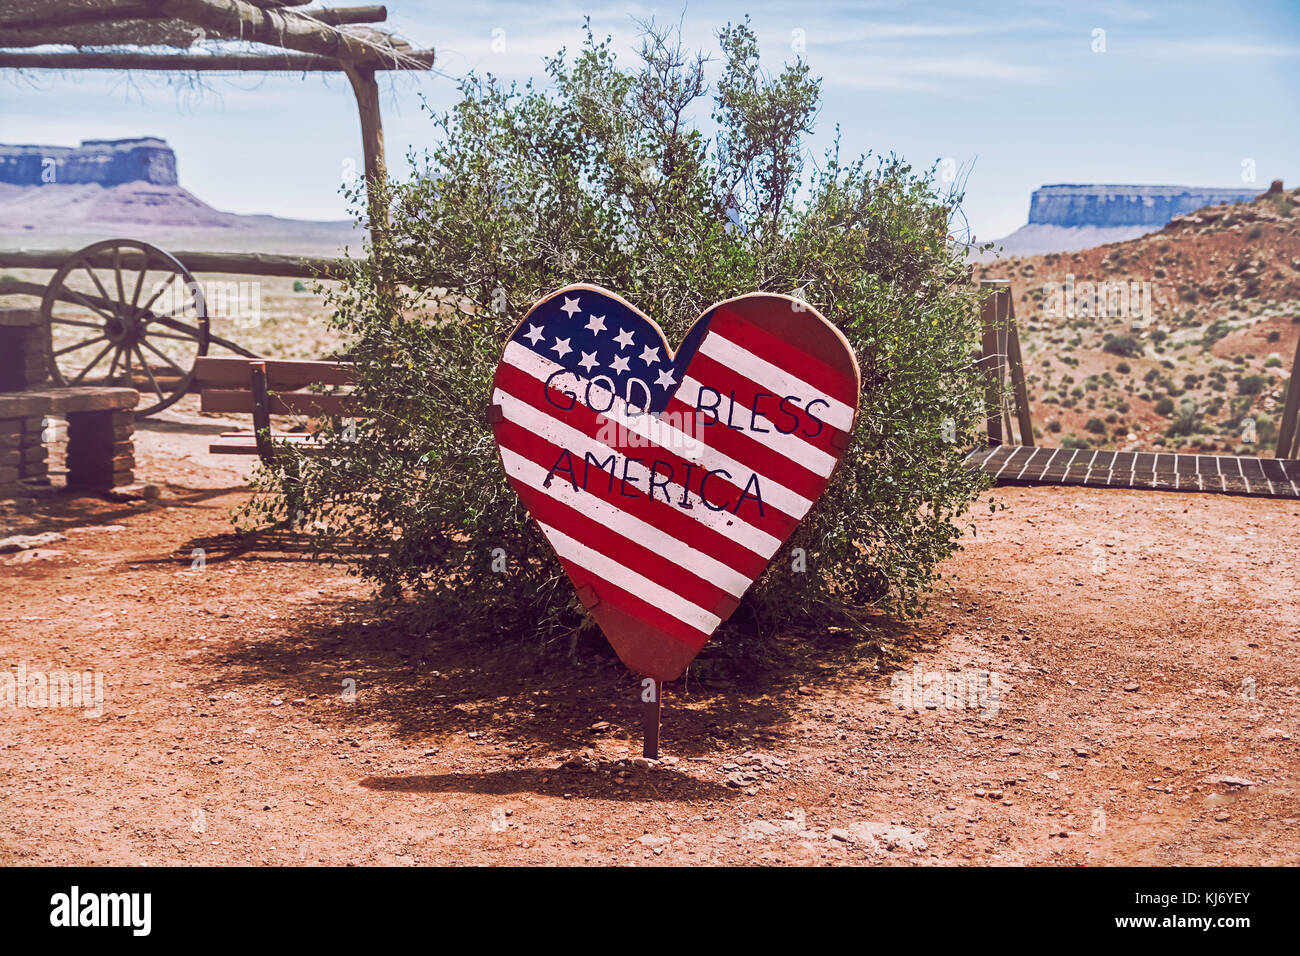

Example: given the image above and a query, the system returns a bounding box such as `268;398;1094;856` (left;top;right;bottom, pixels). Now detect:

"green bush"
241;19;991;644
1237;374;1268;396
1103;335;1144;358
1166;398;1202;437
1154;397;1175;415
1085;417;1106;434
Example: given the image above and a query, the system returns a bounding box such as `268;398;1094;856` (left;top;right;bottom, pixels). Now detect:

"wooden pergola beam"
0;49;430;71
296;6;388;26
154;0;391;62
0;4;386;34
0;1;159;32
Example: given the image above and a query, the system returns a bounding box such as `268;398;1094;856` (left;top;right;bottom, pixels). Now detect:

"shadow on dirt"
197;575;932;774
360;766;737;801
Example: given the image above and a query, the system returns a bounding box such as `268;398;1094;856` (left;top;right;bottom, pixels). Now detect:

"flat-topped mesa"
0;137;177;187
1027;184;1262;229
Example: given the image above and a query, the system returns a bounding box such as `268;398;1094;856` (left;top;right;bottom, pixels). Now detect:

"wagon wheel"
41;239;210;419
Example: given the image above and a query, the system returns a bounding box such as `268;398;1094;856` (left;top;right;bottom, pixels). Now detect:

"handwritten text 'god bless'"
539;369;835;519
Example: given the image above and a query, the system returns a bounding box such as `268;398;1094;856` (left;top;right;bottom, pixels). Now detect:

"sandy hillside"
976;186;1300;455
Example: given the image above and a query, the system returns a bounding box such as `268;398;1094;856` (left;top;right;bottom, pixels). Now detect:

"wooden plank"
195;356;355;388
0;249;347;279
209;434;328;456
201;389;356;417
968;444;1300;498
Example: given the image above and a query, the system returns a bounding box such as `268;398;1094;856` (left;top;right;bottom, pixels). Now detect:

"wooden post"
341;61;388;235
249;361;274;462
1005;296;1035;446
341;60;394;301
1275;331;1300;459
642;678;662;759
979;279;1008;446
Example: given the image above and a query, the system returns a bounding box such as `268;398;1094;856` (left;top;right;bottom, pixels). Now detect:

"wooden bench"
194;357;357;463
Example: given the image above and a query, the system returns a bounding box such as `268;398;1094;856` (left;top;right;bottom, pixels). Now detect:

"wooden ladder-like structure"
978;279;1034;447
1274;329;1300;460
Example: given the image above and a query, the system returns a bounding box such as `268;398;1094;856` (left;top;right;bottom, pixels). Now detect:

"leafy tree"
242;18;991;647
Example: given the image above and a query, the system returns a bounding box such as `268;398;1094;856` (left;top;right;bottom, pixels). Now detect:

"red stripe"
678;349;851;460
511;478;739;617
663;390;830;503
706;307;859;407
495;418;771;578
493;362;800;538
555;557;711;651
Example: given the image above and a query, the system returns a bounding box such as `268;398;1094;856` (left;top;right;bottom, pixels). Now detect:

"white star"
614;328;636;350
639;345;661;366
560;296;581;317
577;350;599;373
654;368;677;390
610;354;631;375
585;314;606;335
524;323;544;345
551;337;572;359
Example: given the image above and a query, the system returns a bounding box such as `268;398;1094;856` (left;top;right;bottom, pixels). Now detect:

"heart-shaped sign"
489;284;860;681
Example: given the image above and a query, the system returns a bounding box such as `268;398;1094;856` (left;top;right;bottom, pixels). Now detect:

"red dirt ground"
1;404;1298;865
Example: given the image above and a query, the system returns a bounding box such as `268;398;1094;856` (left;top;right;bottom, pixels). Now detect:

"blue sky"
2;0;1297;239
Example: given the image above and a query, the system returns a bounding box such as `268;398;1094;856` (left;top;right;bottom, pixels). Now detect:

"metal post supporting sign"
642;678;662;759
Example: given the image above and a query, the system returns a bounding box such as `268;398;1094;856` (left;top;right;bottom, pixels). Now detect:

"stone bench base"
0;387;138;497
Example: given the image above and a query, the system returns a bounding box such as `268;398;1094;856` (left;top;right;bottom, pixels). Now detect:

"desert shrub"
1085;417;1106;435
1154;397;1175;415
1237;374;1268;396
1202;319;1232;347
1166;398;1201;437
1103;335;1143;358
1115;361;1131;374
1061;435;1091;450
240;19;991;644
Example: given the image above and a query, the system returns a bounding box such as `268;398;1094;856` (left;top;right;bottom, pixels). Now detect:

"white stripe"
498;445;753;598
492;386;783;559
676;374;838;478
696;331;855;432
535;520;721;635
502;341;814;520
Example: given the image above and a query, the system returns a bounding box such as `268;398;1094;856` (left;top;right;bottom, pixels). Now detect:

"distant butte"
983;183;1265;259
0;137;359;256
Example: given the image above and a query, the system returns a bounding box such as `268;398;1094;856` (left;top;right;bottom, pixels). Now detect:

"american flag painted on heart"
490;284;861;680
